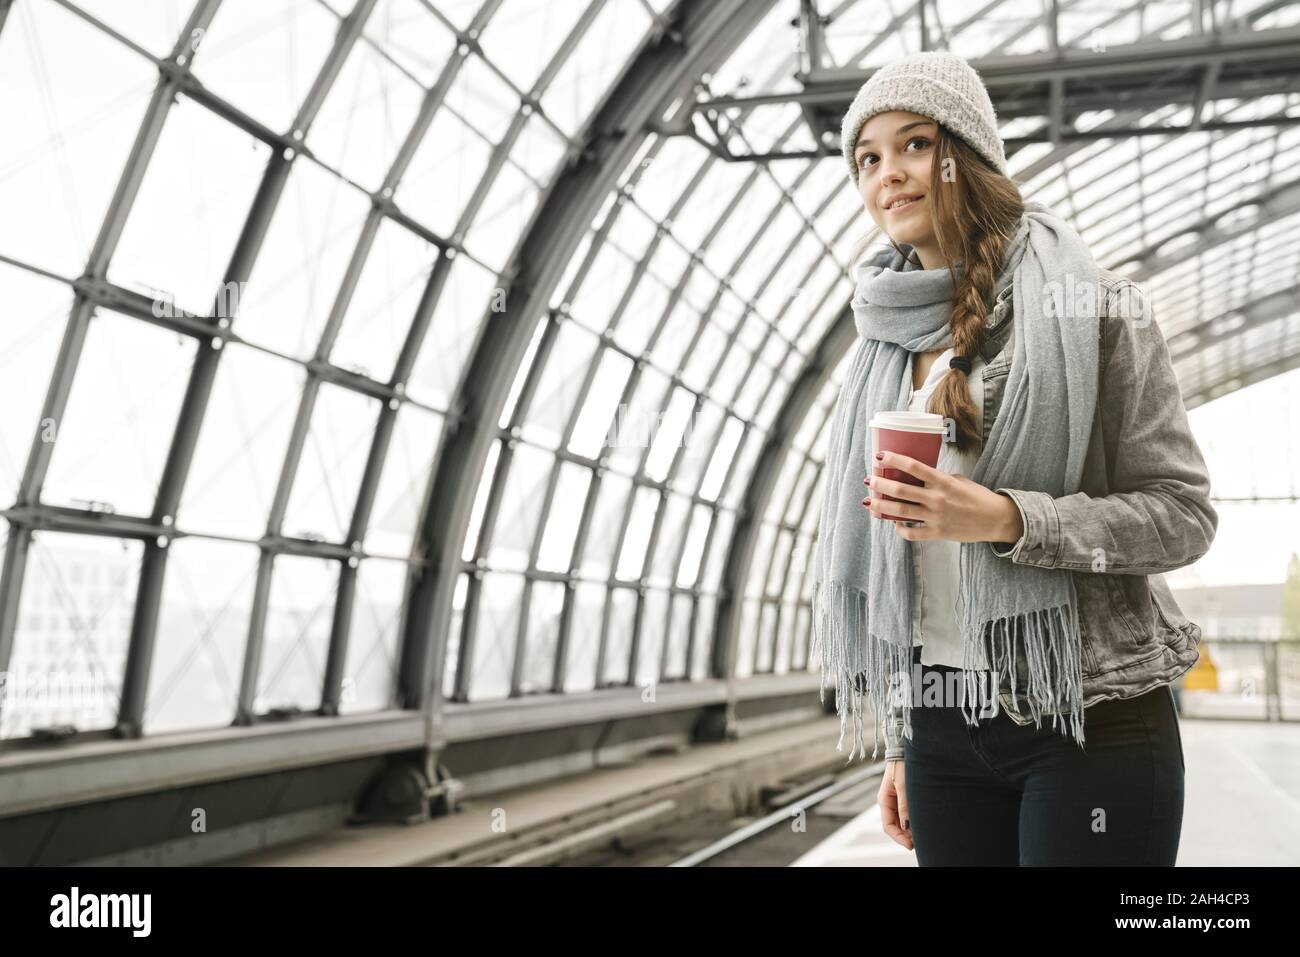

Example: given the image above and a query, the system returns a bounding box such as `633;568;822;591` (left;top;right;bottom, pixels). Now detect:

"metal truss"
672;20;1300;162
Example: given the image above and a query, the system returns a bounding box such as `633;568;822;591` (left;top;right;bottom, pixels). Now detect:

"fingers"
876;450;943;485
878;763;914;851
865;472;931;505
863;490;918;521
862;495;936;540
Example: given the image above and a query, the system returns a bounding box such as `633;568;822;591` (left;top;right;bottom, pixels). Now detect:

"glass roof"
0;0;1295;749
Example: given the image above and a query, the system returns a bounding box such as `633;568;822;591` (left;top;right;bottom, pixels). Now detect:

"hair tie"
949;355;972;373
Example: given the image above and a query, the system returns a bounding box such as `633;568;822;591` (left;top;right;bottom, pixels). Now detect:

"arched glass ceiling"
0;0;1296;757
0;0;678;740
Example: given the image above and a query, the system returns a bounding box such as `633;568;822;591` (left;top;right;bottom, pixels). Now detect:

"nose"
877;154;905;190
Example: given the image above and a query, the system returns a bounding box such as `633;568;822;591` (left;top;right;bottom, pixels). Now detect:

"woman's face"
852;110;939;259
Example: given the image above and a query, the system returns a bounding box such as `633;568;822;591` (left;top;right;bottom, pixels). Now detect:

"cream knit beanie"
840;51;1007;184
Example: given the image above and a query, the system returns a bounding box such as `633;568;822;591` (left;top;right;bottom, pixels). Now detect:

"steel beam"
681;26;1300;162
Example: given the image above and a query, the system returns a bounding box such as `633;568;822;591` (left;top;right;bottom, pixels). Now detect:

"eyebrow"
855;120;936;151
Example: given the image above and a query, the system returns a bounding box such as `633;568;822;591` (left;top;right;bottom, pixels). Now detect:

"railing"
1175;636;1300;723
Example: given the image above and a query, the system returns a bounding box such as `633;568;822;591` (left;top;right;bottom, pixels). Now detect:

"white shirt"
906;347;986;667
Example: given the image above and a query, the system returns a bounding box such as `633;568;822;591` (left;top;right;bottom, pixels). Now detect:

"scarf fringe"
810;577;913;764
960;598;1088;750
811;577;1088;764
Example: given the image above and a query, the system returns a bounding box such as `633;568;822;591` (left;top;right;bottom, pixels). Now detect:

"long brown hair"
847;125;1024;453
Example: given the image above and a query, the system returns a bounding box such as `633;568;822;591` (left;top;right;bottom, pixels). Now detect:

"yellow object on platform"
1183;647;1219;692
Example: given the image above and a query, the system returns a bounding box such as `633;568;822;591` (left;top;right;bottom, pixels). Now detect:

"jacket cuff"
883;710;906;759
989;488;1060;566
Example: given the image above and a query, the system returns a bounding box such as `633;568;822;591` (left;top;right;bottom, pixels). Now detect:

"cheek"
862;188;881;223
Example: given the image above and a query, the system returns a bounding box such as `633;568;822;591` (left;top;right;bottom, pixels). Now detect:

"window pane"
636;588;669;685
486;442;553;572
364;0;458;88
191;0;339;134
178;345;304;538
395;94;494;237
307;38;424;194
108;95;271;317
282;384;382;543
521;319;599;450
0;1;155;275
3;534;141;739
563;581;604;692
341;557;405;714
146;537;256;733
676;505;712;588
693;594;716;680
602;587;635;684
43;310;197;517
234;161;372;360
365;403;443;558
605;366;669;474
256;554;337;713
406;253;499;410
468;571;523;700
664;593;692;680
0;266;73;504
643;386;695;482
648;492;691;587
521;580;564;693
330;219;439;382
568;347;633;460
616;485;659;580
536;461;591;573
478;0;588;94
578;470;631;578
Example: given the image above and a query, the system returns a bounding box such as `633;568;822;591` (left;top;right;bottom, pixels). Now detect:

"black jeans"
902;651;1185;866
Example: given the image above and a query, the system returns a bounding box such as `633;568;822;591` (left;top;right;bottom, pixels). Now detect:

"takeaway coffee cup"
868;411;946;522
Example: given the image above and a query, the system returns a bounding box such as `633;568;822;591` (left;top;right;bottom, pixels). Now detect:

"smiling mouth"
886;195;924;212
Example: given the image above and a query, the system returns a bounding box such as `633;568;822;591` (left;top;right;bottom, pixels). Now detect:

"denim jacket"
882;268;1219;758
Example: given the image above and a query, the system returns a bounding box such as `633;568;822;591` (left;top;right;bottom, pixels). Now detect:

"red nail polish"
875;452;883;460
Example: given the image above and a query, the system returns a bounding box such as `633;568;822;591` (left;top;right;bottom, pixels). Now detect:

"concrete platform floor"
798;717;1300;866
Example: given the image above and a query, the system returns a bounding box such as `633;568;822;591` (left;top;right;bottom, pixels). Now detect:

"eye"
857;137;930;169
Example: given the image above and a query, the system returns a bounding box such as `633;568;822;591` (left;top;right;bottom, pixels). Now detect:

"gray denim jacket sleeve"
988;281;1218;574
883;703;906;760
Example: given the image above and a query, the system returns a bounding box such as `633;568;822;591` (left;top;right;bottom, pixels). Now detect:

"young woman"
810;51;1218;866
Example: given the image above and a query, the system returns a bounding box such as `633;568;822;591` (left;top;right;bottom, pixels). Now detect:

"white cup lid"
869;411;946;434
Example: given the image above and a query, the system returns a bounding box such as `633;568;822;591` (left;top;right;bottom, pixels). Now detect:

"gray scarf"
811;200;1102;762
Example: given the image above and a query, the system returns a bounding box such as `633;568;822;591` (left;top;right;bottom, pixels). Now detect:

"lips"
885;194;924;212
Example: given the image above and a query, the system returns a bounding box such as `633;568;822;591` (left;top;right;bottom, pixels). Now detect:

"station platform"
227;713;1299;867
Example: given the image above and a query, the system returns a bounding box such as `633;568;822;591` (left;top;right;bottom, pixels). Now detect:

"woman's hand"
878;759;912;850
863;450;1024;544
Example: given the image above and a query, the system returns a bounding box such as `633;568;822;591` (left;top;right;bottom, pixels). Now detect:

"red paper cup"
869;412;946;522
